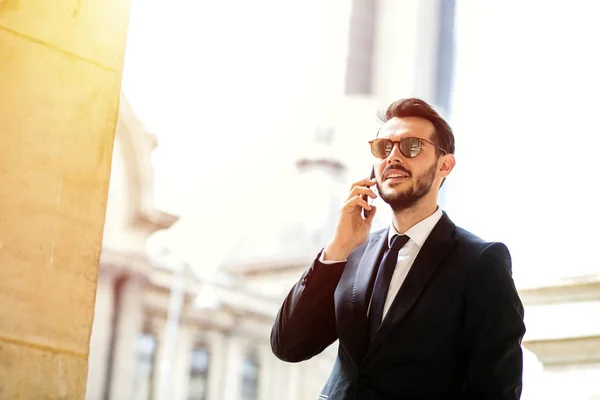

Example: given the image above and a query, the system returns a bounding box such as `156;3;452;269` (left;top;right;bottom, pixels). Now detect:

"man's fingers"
365;205;377;221
347;186;377;201
343;195;372;212
349;177;377;192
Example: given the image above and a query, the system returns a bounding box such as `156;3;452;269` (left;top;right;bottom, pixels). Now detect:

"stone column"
295;360;313;400
171;326;193;400
221;334;243;400
108;276;145;400
371;0;440;101
152;328;165;399
85;269;117;400
206;331;227;400
154;263;187;400
287;362;301;400
270;358;288;399
258;342;274;400
152;325;186;400
0;0;131;396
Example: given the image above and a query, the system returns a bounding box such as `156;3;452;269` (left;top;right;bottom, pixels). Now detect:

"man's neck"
392;198;439;234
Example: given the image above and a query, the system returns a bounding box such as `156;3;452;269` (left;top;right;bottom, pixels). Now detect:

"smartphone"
362;167;376;219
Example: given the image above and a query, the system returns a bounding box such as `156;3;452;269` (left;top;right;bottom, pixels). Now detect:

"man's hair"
377;98;455;157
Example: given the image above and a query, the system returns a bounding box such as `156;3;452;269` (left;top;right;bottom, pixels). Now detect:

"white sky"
120;0;354;272
121;0;350;211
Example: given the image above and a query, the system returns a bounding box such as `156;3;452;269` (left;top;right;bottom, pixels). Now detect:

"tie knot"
390;234;409;251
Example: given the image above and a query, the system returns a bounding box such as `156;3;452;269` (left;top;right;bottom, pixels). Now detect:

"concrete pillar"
371;0;440;102
295;360;313;400
270;358;287;399
152;328;165;399
258;343;273;400
222;334;243;400
286;361;301;400
109;276;145;400
0;0;131;397
206;331;227;400
171;326;193;400
85;269;117;400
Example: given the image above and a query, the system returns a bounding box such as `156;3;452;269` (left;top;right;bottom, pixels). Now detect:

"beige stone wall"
0;0;131;397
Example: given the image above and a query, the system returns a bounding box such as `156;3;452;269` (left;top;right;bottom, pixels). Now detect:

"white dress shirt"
321;207;443;320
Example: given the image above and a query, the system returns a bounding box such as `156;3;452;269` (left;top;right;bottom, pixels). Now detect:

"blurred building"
85;94;178;400
86;94;341;400
88;1;600;399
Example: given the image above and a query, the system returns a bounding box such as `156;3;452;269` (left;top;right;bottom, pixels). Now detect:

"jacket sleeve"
463;242;526;399
270;249;345;363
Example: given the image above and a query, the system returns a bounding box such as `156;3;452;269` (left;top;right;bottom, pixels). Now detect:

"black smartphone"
362;167;376;219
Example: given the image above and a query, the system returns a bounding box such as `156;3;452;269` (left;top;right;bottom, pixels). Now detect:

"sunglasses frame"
369;137;448;159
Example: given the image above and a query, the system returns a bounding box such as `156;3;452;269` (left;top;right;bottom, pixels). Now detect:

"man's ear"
438;154;456;179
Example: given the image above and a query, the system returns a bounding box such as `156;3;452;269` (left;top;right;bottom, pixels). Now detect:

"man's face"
374;117;443;213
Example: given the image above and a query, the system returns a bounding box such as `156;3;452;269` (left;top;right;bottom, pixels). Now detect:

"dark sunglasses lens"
371;139;393;158
399;138;422;158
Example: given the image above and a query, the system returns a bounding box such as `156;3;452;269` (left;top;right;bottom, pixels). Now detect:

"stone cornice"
98;248;153;279
524;335;600;366
222;256;312;276
142;268;281;333
132;209;179;233
518;277;600;306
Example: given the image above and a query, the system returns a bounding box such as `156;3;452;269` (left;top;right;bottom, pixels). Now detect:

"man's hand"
324;177;378;261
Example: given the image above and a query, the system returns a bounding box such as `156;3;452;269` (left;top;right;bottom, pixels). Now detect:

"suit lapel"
365;212;457;360
335;228;387;366
353;228;388;333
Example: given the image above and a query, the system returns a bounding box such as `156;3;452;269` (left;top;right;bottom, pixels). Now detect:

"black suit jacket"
271;212;526;399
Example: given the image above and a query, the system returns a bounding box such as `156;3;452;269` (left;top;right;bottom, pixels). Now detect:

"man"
270;98;526;399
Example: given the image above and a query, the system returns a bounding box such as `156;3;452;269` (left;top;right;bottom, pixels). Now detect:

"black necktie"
368;234;410;341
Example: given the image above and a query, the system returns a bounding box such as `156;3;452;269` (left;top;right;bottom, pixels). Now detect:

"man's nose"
386;143;404;164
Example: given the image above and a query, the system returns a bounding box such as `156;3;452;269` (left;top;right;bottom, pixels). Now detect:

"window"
132;332;157;400
188;344;210;400
240;350;260;400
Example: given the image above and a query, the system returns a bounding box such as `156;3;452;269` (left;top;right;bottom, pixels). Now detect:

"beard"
377;161;437;213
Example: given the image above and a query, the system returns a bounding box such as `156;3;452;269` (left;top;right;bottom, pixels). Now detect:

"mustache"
383;164;411;177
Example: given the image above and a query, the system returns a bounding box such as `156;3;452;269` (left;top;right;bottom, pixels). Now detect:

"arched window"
240;350;260;400
132;330;157;400
188;343;210;400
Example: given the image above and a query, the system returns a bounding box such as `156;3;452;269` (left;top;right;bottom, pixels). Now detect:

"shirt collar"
388;207;443;248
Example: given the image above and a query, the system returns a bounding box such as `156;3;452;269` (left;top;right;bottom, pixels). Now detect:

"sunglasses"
369;137;447;159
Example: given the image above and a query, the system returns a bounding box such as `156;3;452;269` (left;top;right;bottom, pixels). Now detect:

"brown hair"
378;98;455;156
